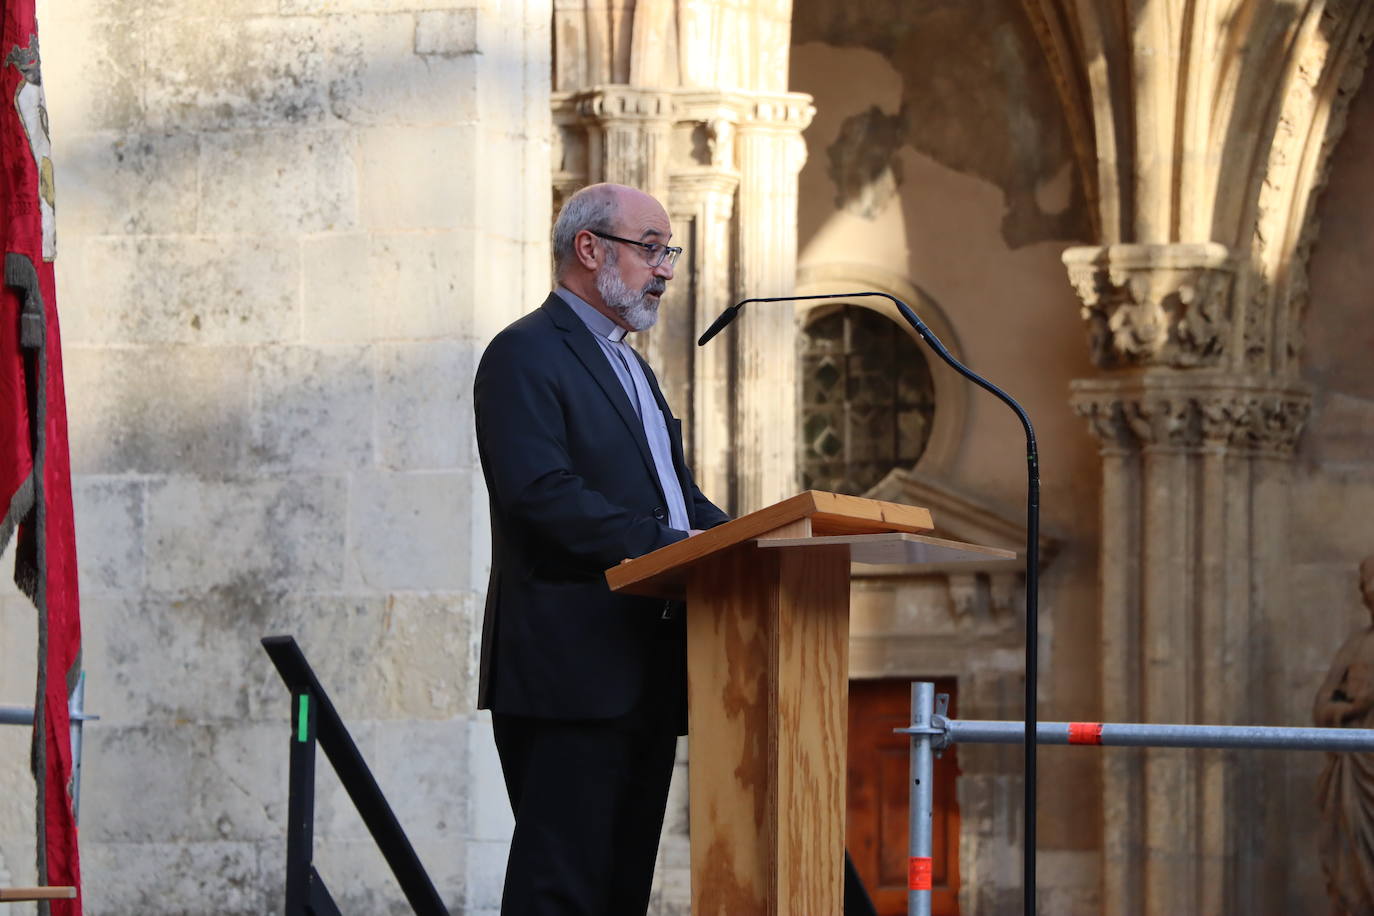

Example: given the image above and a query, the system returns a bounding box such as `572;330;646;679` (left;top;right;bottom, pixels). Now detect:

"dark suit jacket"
473;292;729;723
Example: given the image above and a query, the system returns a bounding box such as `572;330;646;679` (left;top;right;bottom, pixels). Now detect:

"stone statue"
1314;556;1374;915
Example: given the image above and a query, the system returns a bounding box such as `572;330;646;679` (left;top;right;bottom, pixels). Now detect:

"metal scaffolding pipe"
896;683;1374;916
928;719;1374;753
907;683;934;916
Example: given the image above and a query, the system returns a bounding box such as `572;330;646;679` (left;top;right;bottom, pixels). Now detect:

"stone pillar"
1067;245;1311;916
732;93;812;511
670;164;737;506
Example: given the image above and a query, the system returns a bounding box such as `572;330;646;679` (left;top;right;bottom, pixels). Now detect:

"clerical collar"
556;287;630;342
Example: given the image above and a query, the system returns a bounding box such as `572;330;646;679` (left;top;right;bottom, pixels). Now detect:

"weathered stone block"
0;588;38;703
251;344;374;472
255;591;475;720
279;0;477;15
346;470;470;590
58;236;300;347
0;740;37;914
193;721;288;842
471;233;530;340
84;588;288;723
83;839;269;916
144;16;362;131
474;132;530;244
376;341;472;471
81;723;201;843
358;126;475;231
372;232;477;341
58;131;199;235
64;346;253;475
302;233;372;344
366;717;467;838
142;0;277;18
303;231;477;345
145;476;347;593
307;834;464;915
72;476;145;595
371;592;478;717
0;598;38;903
336;14;479;126
467;717;513;841
40;16;144;136
464;838;510;912
199;128;359;235
257;593;393;718
415;10;478;56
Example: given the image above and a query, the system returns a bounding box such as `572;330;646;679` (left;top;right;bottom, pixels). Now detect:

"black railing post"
264;635;450;916
285;689;317;915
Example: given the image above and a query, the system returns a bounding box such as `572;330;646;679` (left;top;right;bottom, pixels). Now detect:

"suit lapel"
543;295;663;496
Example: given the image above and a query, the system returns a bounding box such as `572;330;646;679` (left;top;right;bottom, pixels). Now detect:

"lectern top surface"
605;490;935;597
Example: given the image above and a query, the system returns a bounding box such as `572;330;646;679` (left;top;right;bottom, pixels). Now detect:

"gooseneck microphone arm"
699;291;1041;916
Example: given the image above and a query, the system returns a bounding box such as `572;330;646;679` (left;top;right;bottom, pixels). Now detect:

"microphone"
695;303;742;346
697;290;1043;916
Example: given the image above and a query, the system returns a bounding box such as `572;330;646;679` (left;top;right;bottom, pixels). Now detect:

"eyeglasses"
590;231;683;269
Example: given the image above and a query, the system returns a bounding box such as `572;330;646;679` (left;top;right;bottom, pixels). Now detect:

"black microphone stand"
700;292;1041;916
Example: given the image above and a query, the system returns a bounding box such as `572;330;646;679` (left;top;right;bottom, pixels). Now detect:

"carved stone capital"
1063;243;1235;370
1071;373;1312;456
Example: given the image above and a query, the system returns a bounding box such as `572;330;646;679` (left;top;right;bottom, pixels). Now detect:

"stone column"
732;93;813;511
1067;245;1311;916
670;164;737;506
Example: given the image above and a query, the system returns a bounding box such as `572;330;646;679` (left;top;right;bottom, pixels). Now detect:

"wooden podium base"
686;541;851;915
607;491;1011;916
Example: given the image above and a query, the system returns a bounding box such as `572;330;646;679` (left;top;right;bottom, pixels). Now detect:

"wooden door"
847;678;961;915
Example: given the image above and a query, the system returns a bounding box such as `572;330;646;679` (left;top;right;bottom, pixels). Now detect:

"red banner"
1;2;83;910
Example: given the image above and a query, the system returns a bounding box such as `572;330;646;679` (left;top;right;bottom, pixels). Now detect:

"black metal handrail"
262;635;450;916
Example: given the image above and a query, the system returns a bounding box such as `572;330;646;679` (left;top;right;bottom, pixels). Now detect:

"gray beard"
596;264;663;331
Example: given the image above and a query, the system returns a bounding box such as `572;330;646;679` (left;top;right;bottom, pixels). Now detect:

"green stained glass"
798;304;936;496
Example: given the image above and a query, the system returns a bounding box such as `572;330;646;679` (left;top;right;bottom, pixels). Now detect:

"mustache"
643;279;667;296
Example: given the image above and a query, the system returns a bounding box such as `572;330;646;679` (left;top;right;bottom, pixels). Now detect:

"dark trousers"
492;713;679;916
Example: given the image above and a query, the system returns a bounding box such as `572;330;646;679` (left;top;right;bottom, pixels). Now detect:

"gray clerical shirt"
556;287;691;533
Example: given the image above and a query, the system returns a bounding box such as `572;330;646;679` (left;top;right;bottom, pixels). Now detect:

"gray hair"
552;184;620;278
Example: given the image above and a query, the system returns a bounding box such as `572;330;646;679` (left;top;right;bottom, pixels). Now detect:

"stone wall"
0;0;551;912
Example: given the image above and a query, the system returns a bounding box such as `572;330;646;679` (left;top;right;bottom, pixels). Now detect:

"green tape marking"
297;695;309;743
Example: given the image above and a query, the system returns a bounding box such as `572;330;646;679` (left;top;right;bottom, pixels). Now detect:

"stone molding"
553;88;814;183
569;85;675;122
1071;373;1312;456
1063;243;1235;370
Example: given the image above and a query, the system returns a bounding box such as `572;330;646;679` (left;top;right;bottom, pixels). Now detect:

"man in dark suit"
473;183;730;915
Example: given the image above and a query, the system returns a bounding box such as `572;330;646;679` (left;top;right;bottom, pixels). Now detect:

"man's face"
593;191;675;331
596;245;665;331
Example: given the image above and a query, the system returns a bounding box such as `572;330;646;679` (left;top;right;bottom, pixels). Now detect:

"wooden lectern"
607;490;1013;915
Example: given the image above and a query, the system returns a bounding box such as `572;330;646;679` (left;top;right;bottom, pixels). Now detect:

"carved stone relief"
1063;243;1235;370
1071;375;1313;457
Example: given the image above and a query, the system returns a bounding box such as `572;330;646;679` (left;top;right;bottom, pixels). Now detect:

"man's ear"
573;229;602;271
